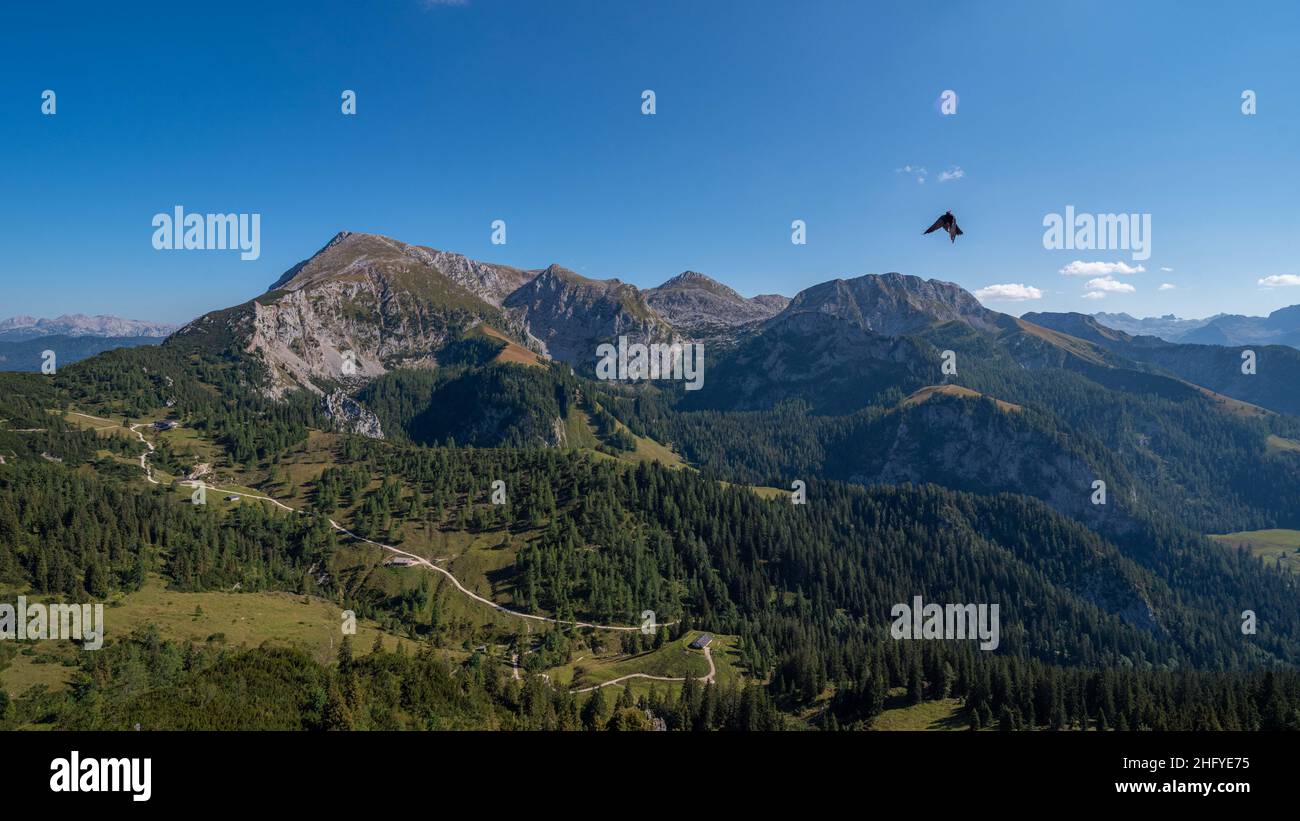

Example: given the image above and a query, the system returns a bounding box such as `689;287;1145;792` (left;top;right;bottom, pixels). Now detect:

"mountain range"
156;230;1300;434
0;314;176;341
172;231;788;397
1093;306;1300;349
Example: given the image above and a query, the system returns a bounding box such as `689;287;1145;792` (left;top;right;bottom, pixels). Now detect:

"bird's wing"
923;216;945;234
952;222;963;236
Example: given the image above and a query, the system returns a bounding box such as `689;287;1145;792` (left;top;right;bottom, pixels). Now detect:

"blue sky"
2;0;1300;324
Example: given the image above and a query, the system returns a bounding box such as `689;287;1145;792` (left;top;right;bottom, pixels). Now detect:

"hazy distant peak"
0;314;176;339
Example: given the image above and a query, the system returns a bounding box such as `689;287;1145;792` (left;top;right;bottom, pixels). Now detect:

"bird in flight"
924;211;963;243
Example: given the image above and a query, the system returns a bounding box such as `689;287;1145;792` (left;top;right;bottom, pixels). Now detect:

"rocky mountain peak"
776;272;1000;336
644;271;783;336
657;270;727;290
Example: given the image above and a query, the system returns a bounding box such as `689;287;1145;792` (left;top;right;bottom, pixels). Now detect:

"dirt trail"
571;646;715;693
78;409;666;633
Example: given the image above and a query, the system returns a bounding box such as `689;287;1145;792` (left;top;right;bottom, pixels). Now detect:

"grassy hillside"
1;576;419;698
1210;529;1300;574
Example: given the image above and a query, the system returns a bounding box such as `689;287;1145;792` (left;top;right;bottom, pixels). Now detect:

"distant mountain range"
0;314;176;341
1093;306;1300;349
0;315;175;371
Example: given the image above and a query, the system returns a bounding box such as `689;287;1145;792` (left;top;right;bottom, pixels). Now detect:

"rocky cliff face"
408;247;535;307
503;264;674;364
223;231;543;397
751;294;792;313
324;390;384;438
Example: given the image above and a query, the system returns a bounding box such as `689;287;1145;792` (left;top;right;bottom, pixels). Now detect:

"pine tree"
581;688;609;731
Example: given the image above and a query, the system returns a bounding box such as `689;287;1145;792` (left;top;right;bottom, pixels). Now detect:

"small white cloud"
1158;283;1176;291
895;165;928;184
1060;260;1146;276
938;166;965;183
1082;291;1108;300
1258;274;1300;287
975;283;1043;302
422;0;467;6
1160;267;1174;272
1084;276;1136;294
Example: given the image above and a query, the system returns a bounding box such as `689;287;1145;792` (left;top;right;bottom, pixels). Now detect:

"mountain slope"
692;273;1123;413
175;231;539;398
1024;311;1300;415
269;231;536;307
503;264;673;364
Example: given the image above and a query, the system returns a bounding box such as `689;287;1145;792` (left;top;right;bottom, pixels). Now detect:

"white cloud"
1160;267;1174;272
1158;283;1176;291
895;165;927;184
975;283;1043;302
422;0;467;6
1059;260;1146;276
1258;274;1300;287
1082;291;1108;300
1084;276;1136;294
938;166;965;183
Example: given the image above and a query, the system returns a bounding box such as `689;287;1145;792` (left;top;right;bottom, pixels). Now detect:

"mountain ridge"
161;231;1300;429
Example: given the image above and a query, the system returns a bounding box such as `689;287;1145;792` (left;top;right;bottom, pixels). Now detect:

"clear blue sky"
3;0;1300;324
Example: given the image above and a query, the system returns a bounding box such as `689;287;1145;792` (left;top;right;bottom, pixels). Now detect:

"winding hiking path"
571;645;715;693
65;410;673;635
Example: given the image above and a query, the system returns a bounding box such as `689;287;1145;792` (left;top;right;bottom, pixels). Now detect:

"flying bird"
923;211;963;243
